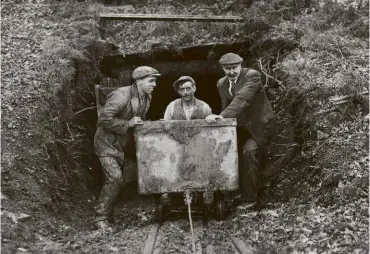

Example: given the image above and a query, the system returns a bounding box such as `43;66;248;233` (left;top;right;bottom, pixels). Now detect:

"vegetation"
1;0;368;252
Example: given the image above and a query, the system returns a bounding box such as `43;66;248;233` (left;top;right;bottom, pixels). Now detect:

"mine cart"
134;119;239;222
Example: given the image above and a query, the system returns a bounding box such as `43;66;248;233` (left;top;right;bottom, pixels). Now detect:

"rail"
99;13;244;22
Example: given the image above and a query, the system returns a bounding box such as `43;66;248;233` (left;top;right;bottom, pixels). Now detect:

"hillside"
1;0;368;253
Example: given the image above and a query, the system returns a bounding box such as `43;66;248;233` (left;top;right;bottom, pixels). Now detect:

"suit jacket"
94;84;151;159
217;68;275;146
164;98;212;120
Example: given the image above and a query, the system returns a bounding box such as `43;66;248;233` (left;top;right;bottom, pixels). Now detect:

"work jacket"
94;84;150;160
217;68;275;146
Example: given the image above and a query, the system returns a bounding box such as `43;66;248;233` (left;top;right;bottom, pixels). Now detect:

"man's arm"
204;104;212;116
220;70;261;118
97;90;130;135
163;101;175;120
216;79;228;111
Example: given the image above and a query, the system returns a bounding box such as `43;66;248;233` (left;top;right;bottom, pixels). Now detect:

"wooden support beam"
99;13;244;22
142;224;160;254
329;91;369;105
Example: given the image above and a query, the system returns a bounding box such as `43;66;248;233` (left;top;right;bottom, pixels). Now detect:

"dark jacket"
165;98;212;120
94;84;151;159
217;68;275;146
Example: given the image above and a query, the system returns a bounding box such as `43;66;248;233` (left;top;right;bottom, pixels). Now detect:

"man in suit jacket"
94;66;160;231
164;76;212;120
206;53;275;208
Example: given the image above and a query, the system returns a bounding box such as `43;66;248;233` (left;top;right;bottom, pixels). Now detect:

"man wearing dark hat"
94;66;160;231
206;53;275;208
164;76;212;120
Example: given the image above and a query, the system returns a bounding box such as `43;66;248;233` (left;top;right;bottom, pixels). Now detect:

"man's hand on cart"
129;116;144;127
205;114;224;123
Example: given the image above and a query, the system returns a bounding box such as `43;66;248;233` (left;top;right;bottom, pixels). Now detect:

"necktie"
229;81;236;96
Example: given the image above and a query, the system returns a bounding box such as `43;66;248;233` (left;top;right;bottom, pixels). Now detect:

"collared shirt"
136;86;148;117
228;75;239;96
183;104;194;120
164;101;194;120
137;95;147;117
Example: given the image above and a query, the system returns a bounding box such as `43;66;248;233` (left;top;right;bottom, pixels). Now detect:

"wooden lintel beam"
99;13;244;22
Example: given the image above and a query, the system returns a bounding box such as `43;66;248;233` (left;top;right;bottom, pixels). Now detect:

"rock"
0;192;7;200
109;246;119;252
321;171;343;188
2;211;31;223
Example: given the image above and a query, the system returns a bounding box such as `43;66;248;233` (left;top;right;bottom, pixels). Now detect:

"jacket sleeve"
220;70;261;118
204;104;212;116
216;79;228;111
163;101;175;120
97;90;130;135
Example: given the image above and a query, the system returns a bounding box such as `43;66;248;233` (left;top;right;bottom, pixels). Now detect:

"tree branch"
257;59;285;89
73;106;97;115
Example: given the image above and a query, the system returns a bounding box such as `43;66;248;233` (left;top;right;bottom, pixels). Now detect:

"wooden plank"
99;13;244;22
142;224;160;254
329;91;369;104
228;232;254;254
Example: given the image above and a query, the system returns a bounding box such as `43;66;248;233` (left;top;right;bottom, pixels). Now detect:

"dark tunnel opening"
147;66;224;119
86;63;230;197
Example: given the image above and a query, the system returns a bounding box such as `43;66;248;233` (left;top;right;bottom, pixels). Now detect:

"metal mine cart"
134;119;239;222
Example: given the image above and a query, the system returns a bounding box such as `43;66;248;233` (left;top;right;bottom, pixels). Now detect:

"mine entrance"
100;41;253;120
87;41;254;195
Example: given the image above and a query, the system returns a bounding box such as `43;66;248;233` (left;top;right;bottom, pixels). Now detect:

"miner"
94;66;160;231
205;53;275;208
164;76;212;120
162;75;213;207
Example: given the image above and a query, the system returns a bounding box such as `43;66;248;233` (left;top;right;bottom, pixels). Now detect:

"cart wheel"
215;200;225;221
155;203;166;224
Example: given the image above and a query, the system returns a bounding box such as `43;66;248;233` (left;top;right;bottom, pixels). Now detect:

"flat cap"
173;76;196;91
132;66;161;80
218;53;243;65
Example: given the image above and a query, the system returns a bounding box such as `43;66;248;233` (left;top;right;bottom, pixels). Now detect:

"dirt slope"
1;0;368;253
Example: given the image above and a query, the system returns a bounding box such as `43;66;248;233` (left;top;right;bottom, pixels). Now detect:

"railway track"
141;211;253;254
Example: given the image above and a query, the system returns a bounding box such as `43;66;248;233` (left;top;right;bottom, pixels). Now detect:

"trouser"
94;156;125;222
94;135;137;222
237;129;263;202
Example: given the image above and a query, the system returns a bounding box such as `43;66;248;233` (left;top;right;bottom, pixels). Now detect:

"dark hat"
132;66;161;80
173;76;196;91
218;53;243;65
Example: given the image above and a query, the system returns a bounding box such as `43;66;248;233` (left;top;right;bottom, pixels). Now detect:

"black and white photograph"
1;0;369;253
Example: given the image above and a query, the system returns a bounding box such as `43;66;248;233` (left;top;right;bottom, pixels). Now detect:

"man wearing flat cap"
94;66;160;231
164;76;212;120
206;53;275;208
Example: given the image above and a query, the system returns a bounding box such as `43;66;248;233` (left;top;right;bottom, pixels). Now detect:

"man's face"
222;63;242;81
178;81;196;102
137;76;157;94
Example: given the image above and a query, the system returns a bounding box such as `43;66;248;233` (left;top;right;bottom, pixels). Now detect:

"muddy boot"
95;220;114;233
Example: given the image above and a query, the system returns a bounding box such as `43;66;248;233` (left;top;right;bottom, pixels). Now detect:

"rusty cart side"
134;119;239;221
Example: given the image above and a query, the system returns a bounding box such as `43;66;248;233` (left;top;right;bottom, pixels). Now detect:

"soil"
1;0;368;253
